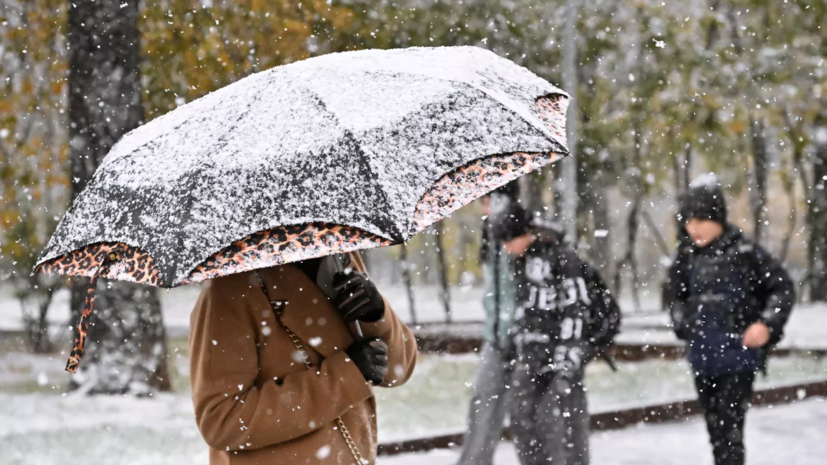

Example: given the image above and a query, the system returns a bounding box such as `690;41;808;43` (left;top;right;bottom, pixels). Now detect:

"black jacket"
668;225;795;374
512;230;621;375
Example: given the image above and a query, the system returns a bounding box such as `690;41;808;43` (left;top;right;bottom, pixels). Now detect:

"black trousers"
694;371;756;465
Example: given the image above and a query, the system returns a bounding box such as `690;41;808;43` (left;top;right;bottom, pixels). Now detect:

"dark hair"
490;198;532;242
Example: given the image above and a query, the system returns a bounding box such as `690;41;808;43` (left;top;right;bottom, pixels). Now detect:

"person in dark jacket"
669;173;795;465
497;204;621;465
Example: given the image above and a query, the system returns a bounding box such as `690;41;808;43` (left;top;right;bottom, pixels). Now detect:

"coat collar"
257;262;354;359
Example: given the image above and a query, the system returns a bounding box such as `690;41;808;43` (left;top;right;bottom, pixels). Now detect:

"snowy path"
379;398;827;465
2;350;825;465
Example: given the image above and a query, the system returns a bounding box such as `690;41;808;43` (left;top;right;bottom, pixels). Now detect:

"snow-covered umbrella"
35;46;570;372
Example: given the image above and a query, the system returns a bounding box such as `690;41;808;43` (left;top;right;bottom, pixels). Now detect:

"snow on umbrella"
35;46;570;372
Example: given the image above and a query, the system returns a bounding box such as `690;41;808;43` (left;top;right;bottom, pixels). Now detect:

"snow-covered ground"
379;398;827;465
1;348;825;465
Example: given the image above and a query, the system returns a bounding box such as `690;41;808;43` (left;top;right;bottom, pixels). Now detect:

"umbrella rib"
296;84;402;241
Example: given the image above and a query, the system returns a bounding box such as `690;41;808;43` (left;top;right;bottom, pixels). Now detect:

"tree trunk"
672;149;683;197
524;169;546;216
67;0;170;394
590;177;611;272
704;0;722;50
71;283;171;394
399;244;417;325
20;279;57;354
457;216;475;285
683;143;692;195
642;209;671;257
808;121;827;302
785;110;811;299
677;110;696;198
433;223;452;323
778;162;797;264
579;163;611;273
750;116;769;245
559;0;579;242
614;193;643;311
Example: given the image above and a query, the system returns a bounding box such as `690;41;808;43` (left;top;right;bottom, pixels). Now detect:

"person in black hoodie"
669;173;795;465
497;204;621;465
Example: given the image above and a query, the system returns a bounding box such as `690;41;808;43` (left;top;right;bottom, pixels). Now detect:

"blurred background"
1;1;826;464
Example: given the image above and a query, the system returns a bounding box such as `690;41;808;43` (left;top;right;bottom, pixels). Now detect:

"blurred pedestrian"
457;182;521;465
502;204;621;465
188;252;417;465
669;173;795;465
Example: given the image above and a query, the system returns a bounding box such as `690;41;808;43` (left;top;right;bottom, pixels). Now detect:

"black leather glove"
346;338;388;385
332;271;385;323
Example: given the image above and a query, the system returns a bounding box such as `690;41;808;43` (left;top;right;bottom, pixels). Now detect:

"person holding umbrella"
189;252;417;464
498;202;620;465
32;47;572;463
669;173;794;465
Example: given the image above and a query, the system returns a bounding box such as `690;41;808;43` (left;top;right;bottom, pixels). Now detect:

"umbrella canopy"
36;46;569;288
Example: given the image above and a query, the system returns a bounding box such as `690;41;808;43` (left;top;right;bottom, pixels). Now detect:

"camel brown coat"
189;253;417;465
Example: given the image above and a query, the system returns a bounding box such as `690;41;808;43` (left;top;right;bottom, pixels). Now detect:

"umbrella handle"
66;247;121;373
332;254;364;340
